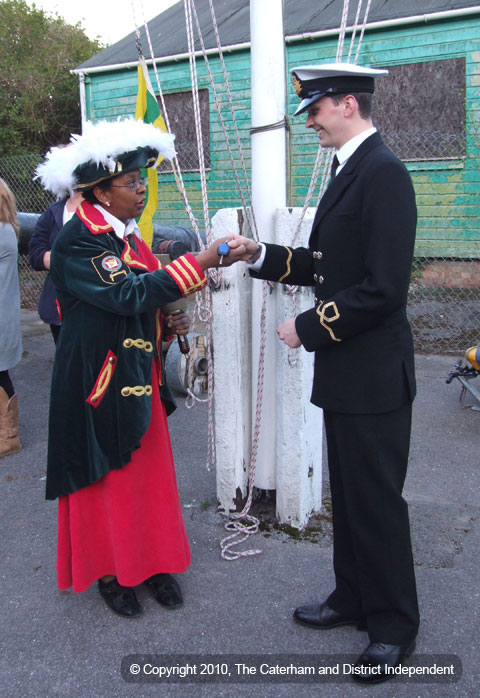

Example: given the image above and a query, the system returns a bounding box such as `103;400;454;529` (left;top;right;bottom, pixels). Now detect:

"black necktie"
330;154;339;180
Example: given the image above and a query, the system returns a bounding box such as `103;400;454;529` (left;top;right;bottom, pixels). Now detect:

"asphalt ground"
0;311;479;698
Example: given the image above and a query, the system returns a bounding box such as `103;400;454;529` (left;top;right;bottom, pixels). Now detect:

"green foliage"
0;0;103;155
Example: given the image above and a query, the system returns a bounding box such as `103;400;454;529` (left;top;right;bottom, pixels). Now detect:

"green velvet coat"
46;202;205;500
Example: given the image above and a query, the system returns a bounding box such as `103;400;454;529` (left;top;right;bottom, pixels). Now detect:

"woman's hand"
166;311;190;336
196;237;248;270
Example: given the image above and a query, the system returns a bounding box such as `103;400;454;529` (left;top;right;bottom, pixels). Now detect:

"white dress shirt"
334;126;377;175
94;204;143;242
247;127;378;271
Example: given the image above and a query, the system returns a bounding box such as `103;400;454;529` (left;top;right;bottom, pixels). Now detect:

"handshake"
169;234;301;349
165;235;263;350
195;235;260;271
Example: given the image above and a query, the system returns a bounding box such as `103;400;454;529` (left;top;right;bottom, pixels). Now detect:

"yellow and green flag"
135;56;167;248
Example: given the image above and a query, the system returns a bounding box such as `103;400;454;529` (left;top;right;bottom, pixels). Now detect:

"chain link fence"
0;154;55;213
290;125;480;355
386;128;479;355
383;130;467;161
2;146;479;355
408;259;480;354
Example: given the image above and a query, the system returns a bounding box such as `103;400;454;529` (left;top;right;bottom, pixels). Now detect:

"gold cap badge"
292;74;302;97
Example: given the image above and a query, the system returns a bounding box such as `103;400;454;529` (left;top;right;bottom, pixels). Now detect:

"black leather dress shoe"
352;640;416;684
144;573;183;609
98;578;143;618
293;602;365;630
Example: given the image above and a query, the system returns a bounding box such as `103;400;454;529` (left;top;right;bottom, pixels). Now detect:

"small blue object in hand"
217;242;231;265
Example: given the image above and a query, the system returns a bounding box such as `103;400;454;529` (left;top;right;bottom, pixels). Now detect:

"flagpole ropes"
135;16;206;255
129;0;373;560
133;0;265;560
189;0;271;560
133;0;221;477
192;0;259;240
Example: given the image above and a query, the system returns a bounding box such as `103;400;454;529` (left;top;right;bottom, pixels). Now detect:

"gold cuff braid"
316;301;342;342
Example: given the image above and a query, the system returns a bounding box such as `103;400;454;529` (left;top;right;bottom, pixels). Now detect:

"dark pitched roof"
78;0;480;70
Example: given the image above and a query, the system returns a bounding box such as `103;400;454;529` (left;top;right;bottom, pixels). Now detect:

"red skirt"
56;363;190;593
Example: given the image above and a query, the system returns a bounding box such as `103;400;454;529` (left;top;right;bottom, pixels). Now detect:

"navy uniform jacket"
46;202;206;500
251;132;417;414
28;198;66;325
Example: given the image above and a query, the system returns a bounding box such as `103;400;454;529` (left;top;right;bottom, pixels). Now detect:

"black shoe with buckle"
144;573;183;609
352;640;416;684
98;578;143;618
294;601;365;630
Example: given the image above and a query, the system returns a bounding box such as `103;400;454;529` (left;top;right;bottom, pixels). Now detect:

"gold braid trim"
86;350;117;407
181;256;203;286
92;363;113;400
121;385;153;397
278;246;293;282
77;202;112;232
316;301;342;342
74;175;116;191
122;338;153;352
166;264;188;295
89;360;115;403
122;242;149;269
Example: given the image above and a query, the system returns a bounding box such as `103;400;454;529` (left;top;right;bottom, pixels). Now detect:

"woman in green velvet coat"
36;118;246;617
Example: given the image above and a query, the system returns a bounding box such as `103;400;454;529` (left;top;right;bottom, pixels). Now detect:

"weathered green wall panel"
84;15;480;256
287;18;480;258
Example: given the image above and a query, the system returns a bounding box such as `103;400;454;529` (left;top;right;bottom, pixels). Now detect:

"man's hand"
229;235;262;261
277;317;302;348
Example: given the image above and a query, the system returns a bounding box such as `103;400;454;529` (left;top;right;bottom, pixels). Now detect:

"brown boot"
0;387;21;458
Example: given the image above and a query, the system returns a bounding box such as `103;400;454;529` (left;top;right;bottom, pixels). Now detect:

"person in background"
0;178;22;457
28;191;83;343
35;118;246;618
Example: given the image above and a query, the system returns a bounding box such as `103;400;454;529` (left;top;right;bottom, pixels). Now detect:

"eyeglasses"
110;177;148;192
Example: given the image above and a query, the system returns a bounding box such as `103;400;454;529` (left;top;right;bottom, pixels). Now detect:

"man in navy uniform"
239;63;419;683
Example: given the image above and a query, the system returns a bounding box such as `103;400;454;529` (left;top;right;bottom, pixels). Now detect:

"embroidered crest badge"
91;252;129;284
102;255;122;272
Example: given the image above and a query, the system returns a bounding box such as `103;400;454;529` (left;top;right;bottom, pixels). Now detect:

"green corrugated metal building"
75;0;480;258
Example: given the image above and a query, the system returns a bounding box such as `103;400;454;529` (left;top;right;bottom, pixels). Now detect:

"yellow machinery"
446;345;480;410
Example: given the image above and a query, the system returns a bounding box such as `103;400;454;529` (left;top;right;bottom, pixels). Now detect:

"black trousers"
323;403;419;644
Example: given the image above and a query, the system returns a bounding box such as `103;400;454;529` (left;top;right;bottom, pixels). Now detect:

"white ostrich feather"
35;117;176;198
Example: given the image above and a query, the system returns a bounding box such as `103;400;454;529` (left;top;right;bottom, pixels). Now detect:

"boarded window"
158;89;210;172
373;58;466;161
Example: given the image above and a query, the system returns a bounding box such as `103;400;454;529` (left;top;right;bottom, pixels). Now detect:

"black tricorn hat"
73;146;159;191
35;118;176;198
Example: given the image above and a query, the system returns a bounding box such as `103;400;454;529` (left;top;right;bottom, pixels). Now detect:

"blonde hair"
0;178;19;237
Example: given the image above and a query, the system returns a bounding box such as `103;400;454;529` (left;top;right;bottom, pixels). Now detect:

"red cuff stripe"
165;253;206;296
